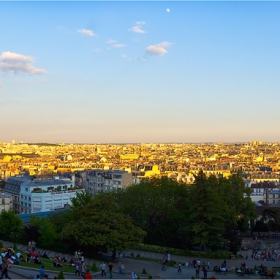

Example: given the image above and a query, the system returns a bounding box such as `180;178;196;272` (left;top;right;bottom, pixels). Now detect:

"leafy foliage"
109;177;190;248
57;270;65;279
61;195;146;252
29;216;59;248
0;210;23;242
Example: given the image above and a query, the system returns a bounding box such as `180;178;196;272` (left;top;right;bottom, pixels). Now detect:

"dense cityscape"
0;140;280;215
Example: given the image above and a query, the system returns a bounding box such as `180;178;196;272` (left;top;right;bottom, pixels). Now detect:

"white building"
247;181;279;203
0;192;12;212
20;177;84;214
86;169;133;196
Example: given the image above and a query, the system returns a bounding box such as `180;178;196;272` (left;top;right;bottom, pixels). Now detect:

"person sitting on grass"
42;252;49;259
55;259;63;268
68;258;75;266
34;256;42;265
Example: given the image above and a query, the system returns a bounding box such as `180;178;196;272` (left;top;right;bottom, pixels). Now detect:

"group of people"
73;249;94;279
249;247;280;262
0;246;25;279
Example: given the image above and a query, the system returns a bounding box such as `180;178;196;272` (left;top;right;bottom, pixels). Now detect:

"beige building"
86;169;133;196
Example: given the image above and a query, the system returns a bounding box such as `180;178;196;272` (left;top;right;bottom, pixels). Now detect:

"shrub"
148;275;153;279
91;262;99;272
57;270;65;279
135;243;232;259
168;260;175;267
136;253;141;258
142;268;147;274
13;244;18;251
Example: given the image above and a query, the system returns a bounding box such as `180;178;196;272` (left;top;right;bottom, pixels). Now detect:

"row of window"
21;195;74;202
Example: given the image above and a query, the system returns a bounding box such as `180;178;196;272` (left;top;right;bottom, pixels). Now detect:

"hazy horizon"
1;1;279;143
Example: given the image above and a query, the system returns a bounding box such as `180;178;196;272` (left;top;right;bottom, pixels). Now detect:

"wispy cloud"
0;51;47;74
0;80;2;87
112;44;125;48
146;41;172;56
106;39;117;44
78;29;95;36
129;21;146;34
106;40;125;48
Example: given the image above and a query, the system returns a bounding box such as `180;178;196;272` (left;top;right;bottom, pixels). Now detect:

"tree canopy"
61;195;146;252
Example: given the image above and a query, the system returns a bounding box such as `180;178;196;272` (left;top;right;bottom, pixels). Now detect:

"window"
33;204;41;210
45;197;52;202
63;196;69;200
2;199;5;204
45;204;52;209
54;203;62;209
54;196;62;201
33;197;41;202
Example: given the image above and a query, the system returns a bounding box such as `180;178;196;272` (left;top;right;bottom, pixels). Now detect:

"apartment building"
247;181;279;203
265;189;280;206
4;174;32;213
20;177;84;214
86;169;133;196
0;192;12;212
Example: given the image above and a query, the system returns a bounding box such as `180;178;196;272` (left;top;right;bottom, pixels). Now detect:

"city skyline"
1;1;280;144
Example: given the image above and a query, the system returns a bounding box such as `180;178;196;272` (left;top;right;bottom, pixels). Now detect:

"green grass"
17;251;94;274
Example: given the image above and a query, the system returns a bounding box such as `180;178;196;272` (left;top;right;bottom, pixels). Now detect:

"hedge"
134;243;232;259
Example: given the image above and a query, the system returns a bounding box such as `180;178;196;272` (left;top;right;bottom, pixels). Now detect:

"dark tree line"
0;171;257;254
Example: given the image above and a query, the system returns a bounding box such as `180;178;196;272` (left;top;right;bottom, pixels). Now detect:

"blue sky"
0;1;280;144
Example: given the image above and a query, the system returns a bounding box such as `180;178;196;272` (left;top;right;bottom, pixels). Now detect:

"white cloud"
121;54;127;58
0;51;47;74
166;8;170;13
106;39;117;44
129;21;146;33
131;26;146;34
146;41;172;56
113;44;125;48
106;40;125;48
78;29;95;36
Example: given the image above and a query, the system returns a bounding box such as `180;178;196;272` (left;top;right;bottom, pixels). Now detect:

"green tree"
71;190;94;208
0;210;23;242
188;171;226;250
29;216;59;248
61;195;146;253
109;177;190;248
219;173;257;253
260;207;280;238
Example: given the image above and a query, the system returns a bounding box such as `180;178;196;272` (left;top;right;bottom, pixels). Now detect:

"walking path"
2;239;280;279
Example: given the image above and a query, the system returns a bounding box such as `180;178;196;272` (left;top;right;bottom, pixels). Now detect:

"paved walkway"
2;239;280;279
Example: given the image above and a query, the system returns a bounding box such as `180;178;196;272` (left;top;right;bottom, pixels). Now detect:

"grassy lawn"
17;251;98;274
